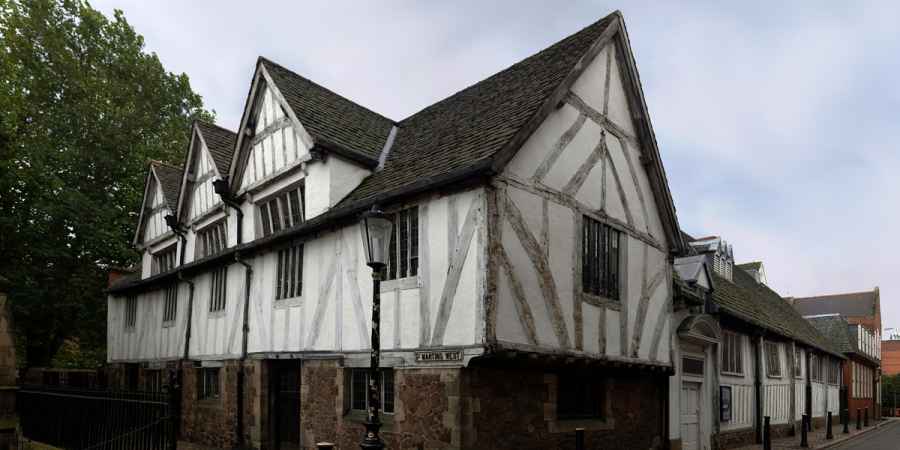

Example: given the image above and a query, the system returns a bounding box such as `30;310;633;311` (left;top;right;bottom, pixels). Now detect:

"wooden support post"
763;416;771;450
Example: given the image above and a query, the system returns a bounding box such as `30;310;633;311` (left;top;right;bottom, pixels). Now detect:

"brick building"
792;289;882;416
807;316;880;424
881;340;900;376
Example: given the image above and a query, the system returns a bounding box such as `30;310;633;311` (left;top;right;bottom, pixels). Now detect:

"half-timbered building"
669;236;846;450
105;10;851;450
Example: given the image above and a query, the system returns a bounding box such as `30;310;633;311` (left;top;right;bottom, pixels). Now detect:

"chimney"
108;266;136;288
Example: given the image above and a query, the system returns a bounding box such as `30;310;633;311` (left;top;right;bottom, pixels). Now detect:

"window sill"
344;410;395;430
162;320;176;329
548;417;614;433
721;371;744;377
208;310;227;319
580;292;621;310
273;297;303;309
380;276;419;293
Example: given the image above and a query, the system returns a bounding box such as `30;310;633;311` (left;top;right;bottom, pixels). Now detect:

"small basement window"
348;369;395;414
198;367;220;400
557;372;604;420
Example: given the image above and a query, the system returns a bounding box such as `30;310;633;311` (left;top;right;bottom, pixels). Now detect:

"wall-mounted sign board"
415;350;463;363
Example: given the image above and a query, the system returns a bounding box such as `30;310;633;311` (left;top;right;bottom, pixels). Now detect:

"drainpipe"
234;252;253;449
212;178;251;448
179;273;195;362
213;178;245;245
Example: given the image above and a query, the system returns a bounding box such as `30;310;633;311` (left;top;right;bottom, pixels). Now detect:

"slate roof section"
337;13;617;205
260;58;395;162
807;316;854;354
152;162;184;213
195;121;237;176
713;266;843;358
792;291;878;318
737;261;762;271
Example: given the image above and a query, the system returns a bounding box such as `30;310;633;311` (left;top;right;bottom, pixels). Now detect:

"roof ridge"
794;290;875;300
398;14;618;125
257;56;398;125
195;119;237;135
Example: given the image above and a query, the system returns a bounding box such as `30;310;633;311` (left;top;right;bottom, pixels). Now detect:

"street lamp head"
360;207;393;269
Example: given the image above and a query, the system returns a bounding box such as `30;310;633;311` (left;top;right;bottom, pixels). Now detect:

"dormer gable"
689;235;734;281
134;162;183;246
177;121;237;224
228;58;395;195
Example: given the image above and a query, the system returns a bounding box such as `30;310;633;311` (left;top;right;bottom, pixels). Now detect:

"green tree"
0;0;213;367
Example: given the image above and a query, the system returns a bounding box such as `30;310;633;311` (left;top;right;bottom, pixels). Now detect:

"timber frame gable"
488;12;684;256
133;161;183;247
176;121;237;225
227;58;395;194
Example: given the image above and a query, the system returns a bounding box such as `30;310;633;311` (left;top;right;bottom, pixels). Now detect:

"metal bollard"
800;414;809;448
857;408;862;430
864;408;869;427
843;409;849;434
316;443;335;450
826;411;833;439
763;416;772;450
575;427;585;450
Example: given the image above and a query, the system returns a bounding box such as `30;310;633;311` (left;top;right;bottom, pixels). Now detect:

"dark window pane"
270;199;282;233
409;207;419;276
388;221;397;280
399;209;409;278
289;189;303;227
383;370;395;413
260;203;272;236
352;370;367;410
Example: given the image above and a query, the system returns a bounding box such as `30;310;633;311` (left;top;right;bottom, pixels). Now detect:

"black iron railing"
18;384;177;450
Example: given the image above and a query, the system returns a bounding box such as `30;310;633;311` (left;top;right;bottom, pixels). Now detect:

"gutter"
108;159;494;296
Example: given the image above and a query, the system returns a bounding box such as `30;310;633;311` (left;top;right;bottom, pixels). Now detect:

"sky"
90;0;900;335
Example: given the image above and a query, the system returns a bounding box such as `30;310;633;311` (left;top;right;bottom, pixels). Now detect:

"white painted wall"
186;141;221;223
239;86;311;192
719;331;755;431
108;187;487;361
142;181;170;244
761;340;791;424
496;38;671;364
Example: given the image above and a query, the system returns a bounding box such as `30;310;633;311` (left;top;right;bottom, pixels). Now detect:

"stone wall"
465;366;667;450
180;361;240;448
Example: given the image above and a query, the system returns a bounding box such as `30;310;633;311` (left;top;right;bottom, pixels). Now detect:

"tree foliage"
0;0;213;367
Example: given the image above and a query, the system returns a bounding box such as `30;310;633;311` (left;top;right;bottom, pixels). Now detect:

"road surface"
830;420;900;450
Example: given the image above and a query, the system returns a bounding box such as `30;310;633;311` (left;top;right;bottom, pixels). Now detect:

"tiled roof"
195;121;237;176
807;316;853;354
736;261;762;271
260;58;395;162
337;13;617;205
713;267;843;357
152;162;184;213
792;291;877;318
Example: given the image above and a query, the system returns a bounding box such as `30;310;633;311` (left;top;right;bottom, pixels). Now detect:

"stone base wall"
714;428;756;450
465;366;666;450
180;361;240;449
299;360;459;449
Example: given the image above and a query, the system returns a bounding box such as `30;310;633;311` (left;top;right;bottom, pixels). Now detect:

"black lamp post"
359;208;393;450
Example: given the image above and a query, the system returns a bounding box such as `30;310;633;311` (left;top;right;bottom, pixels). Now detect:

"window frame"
162;283;178;325
275;242;304;301
124;295;137;331
198;367;221;400
764;341;782;378
793;347;803;379
721;331;744;376
580;215;622;301
195;219;228;260
256;183;305;239
347;368;395;415
384;206;419;282
152;245;177;275
209;267;227;313
556;371;605;421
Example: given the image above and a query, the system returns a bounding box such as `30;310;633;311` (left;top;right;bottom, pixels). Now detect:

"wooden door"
272;362;301;450
681;382;701;450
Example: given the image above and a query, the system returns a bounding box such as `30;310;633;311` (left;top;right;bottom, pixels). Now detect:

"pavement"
732;418;897;450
